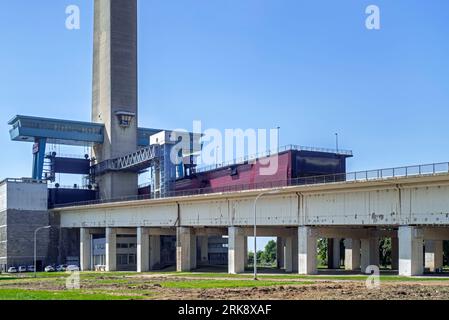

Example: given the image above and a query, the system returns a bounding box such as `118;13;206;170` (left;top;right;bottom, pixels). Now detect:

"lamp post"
335;133;339;152
34;226;51;278
276;126;280;153
253;189;281;280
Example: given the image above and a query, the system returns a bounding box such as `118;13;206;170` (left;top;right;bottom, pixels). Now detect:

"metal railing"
0;178;47;186
196;145;353;173
51;161;449;209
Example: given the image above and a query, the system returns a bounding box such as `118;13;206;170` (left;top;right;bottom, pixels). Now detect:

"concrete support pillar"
425;240;443;272
199;236;209;265
244;237;248;268
149;235;161;270
80;228;91;271
328;238;341;269
292;232;299;272
176;227;196;272
361;237;379;273
284;237;293;272
105;227;117;272
277;237;284;269
228;227;245;274
344;239;360;271
391;237;399;270
137;227;150;272
298;227;317;275
398;226;424;276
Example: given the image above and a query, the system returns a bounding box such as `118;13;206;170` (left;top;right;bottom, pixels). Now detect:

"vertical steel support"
32;138;47;180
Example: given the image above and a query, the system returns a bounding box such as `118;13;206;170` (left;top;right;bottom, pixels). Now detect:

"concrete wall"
0;181;54;268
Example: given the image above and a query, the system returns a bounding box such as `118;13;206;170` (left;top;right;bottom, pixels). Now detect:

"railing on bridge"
52;161;449;209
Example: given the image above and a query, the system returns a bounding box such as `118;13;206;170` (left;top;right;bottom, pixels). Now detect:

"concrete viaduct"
55;171;449;277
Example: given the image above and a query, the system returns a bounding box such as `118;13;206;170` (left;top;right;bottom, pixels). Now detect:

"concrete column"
277;237;284;269
176;227;195;272
80;228;91;271
190;232;197;270
361;237;379;273
398;226;424;276
137;227;150;272
244;236;248;269
228;227;245;274
105;228;117;272
391;237;399;270
425;240;443;272
344;239;360;271
199;236;209;265
149;235;161;270
284;237;293;272
292;232;299;273
328;238;341;269
298;227;317;275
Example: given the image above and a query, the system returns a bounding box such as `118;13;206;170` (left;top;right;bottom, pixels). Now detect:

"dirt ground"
150;279;449;300
3;273;449;300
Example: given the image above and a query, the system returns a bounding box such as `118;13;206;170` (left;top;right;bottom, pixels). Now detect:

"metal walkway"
93;145;160;175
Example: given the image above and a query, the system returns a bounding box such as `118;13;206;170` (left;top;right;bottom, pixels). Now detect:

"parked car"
18;266;27;273
44;265;55;272
27;265;35;272
7;267;17;273
56;264;67;272
66;265;80;272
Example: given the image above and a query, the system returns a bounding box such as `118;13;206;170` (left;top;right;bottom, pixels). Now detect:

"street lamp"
34;226;51;278
253;189;281;280
276;126;280;153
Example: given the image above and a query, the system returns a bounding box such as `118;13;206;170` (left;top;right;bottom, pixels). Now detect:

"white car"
66;265;80;272
18;266;27;273
44;265;55;272
7;267;17;273
27;265;35;272
56;264;67;272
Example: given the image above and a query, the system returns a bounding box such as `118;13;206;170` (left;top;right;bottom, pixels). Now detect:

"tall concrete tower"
92;0;138;199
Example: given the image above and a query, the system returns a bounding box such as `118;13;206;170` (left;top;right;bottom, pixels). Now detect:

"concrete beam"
399;226;424;276
298;227;317;275
228;227;245;274
105;227;117;272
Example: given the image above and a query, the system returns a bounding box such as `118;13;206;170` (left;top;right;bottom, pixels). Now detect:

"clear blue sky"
1;0;449;180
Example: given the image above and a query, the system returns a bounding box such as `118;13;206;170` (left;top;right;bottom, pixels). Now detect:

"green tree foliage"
317;238;328;266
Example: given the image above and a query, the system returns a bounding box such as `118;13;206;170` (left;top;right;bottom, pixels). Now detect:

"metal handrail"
51;161;449;209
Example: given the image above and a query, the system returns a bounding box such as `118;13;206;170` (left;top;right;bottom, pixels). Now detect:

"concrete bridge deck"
54;169;449;277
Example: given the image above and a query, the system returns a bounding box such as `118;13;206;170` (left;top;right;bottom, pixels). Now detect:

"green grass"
159;279;311;289
0;288;143;300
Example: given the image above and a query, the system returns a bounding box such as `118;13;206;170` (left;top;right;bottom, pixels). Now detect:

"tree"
263;240;277;264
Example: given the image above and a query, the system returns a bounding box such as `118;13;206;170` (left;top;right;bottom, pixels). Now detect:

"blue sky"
1;0;449;181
